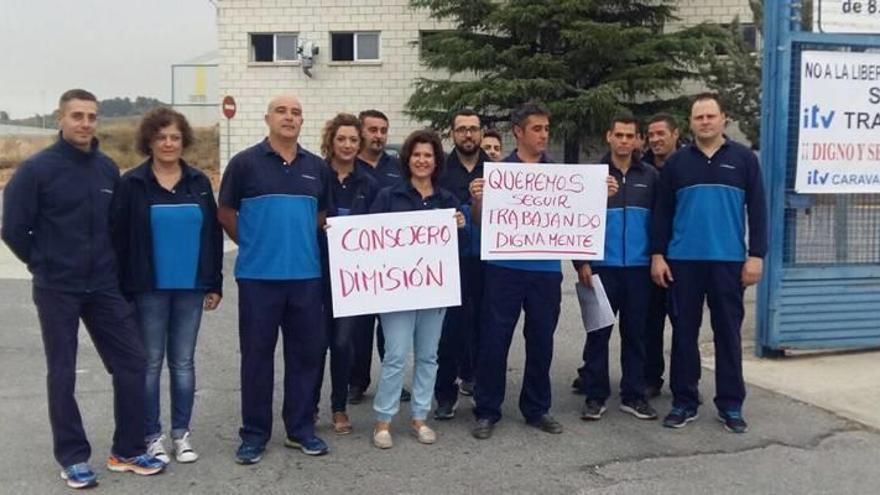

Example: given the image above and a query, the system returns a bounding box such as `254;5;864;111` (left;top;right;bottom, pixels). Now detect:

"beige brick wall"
217;0;450;166
217;0;758;166
669;0;755;26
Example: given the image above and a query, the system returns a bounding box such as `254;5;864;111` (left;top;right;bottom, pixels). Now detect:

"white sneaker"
146;435;170;464
173;432;199;463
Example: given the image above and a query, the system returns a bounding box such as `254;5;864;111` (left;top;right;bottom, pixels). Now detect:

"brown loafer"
333;412;353;435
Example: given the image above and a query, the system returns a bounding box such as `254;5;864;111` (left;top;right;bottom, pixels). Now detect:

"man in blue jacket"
651;93;767;433
576;116;659;422
1;89;165;489
434;109;489;419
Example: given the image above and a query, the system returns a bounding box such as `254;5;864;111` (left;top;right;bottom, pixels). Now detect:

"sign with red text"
796;51;880;193
480;162;608;260
326;209;461;317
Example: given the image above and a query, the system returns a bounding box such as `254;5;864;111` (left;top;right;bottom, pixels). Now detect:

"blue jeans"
135;290;205;440
374;308;446;422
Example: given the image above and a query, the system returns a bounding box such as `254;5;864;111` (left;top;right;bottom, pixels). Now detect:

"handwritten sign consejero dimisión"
326;209;462;317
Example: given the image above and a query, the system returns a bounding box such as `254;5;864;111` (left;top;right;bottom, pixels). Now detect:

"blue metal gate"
757;2;880;356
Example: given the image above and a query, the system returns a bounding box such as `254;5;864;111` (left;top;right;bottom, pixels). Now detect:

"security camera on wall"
298;40;319;78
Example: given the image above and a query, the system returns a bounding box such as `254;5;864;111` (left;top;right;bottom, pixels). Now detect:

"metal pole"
226;118;231;166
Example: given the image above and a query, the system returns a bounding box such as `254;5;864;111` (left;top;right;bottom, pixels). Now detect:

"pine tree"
407;0;725;161
701;0;762;148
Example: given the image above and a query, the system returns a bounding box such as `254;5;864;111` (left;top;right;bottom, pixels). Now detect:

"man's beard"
455;142;479;157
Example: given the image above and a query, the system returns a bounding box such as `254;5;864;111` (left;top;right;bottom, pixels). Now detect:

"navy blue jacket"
327;164;380;217
438;150;488;257
110;159;223;295
651;139;767;261
320;163;381;280
356;152;402;190
576;154;658;270
370;181;466;252
1;136;120;292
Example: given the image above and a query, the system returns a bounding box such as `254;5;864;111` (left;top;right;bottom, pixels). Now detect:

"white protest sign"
326;209;461;317
796;50;880;193
814;0;880;33
480;162;608;260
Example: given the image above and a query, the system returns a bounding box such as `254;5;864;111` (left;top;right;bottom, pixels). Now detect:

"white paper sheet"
575;275;616;333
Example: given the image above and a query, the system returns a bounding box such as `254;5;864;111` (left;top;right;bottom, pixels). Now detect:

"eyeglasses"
453;126;481;135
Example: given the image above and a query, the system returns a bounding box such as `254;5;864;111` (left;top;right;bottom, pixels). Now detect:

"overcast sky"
0;0;217;119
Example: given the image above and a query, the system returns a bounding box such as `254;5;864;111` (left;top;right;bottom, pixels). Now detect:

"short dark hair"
483;128;502;143
136;107;194;156
451;108;481;128
358;109;389;124
510;102;550;129
648;113;679;131
58;89;97;110
691;92;726;115
398;129;445;182
609;114;639;132
321;113;362;160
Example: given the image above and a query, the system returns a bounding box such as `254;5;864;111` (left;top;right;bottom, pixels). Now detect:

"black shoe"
717;410;748;434
571;376;584;395
662;407;698;428
400;387;412;402
347;386;365;405
580;400;606;421
434;401;457;420
644;385;661;399
472;419;494;440
458;380;475;397
527;414;563;434
619;399;658;420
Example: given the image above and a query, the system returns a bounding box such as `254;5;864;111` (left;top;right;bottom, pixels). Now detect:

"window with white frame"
330;32;380;61
250;33;299;62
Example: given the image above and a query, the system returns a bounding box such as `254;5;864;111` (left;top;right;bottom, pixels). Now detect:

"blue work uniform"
574;155;658;404
314;164;379;414
434;150;487;406
641;146;683;393
219;138;330;445
651;139;767;413
1;135;147;467
474;150;563;424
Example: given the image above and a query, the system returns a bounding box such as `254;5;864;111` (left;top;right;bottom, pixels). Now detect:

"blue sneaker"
235;442;265;465
717;410;748;433
662;407;699;428
285;435;329;456
60;463;98;489
106;454;165;475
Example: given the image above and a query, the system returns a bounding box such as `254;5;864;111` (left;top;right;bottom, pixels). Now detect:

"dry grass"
0;122;220;189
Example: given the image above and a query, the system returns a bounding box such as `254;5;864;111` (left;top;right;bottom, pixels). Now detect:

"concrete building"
216;0;756;166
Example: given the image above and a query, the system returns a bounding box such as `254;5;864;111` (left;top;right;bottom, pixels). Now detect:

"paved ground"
2;253;880;494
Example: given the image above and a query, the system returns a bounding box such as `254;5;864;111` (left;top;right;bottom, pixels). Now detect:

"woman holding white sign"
314;113;381;435
368;129;465;449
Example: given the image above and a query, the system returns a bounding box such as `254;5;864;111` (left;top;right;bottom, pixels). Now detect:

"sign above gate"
795;50;880;193
814;0;880;33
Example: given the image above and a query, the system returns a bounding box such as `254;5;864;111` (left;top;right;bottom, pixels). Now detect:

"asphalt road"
1;255;879;494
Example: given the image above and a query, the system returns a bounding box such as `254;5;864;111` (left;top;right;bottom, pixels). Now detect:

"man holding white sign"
469;102;619;440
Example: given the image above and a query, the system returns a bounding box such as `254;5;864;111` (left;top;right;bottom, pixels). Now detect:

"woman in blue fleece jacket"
110;107;223;465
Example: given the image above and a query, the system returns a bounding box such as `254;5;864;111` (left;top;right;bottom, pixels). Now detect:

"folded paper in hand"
575;275;616;333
